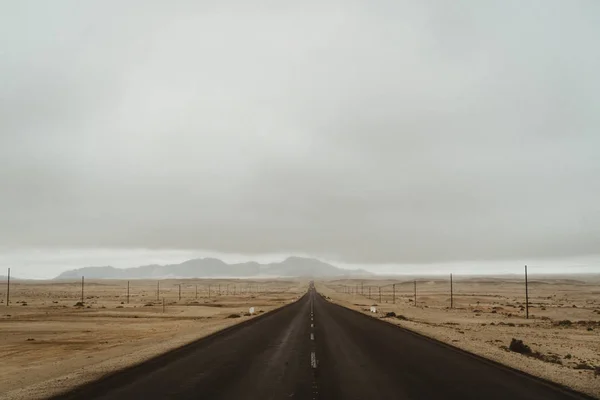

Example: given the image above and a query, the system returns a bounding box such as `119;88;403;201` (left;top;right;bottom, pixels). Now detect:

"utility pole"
379;286;382;303
179;284;181;301
450;273;453;309
361;281;364;296
81;276;85;304
195;284;198;300
208;284;211;298
413;280;417;306
369;286;371;299
127;280;130;304
525;265;529;319
393;283;396;304
6;268;10;306
162;297;165;313
157;281;159;301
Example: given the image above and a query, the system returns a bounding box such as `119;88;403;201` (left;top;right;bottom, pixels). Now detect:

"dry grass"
0;278;306;399
317;275;600;398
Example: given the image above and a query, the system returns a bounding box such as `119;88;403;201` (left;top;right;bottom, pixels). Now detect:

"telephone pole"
525;265;529;319
6;268;10;306
450;274;453;309
413;280;417;306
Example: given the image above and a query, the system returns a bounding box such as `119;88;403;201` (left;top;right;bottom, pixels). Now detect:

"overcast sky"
1;1;599;274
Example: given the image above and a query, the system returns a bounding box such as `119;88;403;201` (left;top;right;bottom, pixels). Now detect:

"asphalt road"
51;286;592;400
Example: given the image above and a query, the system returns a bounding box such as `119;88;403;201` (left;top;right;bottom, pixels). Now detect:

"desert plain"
0;278;306;399
1;275;599;399
317;274;600;398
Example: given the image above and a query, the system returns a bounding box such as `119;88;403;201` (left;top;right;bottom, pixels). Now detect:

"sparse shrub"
509;338;532;354
26;338;35;341
531;352;562;365
507;323;516;327
21;302;28;306
556;320;572;327
574;363;594;370
588;327;594;331
144;303;154;307
396;315;408;321
227;313;241;318
74;302;84;307
565;354;572;359
384;311;397;318
491;310;497;314
116;305;124;308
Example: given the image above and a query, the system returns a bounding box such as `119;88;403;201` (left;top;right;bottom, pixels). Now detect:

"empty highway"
51;286;592;400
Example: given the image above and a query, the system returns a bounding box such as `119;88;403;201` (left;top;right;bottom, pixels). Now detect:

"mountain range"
54;257;373;279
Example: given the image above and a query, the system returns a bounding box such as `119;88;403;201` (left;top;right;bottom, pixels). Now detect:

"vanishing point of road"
51;285;593;400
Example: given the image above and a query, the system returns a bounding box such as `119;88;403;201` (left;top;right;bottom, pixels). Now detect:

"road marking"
310;333;314;340
311;351;317;368
311;323;314;328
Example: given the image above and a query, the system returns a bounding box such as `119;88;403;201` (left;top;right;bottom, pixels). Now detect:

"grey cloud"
1;0;599;265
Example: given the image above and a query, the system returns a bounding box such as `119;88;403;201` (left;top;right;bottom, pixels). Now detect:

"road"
51;286;592;400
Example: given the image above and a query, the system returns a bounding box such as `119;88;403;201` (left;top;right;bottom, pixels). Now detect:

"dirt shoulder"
316;278;600;399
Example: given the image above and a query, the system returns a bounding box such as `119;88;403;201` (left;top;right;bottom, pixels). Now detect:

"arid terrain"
0;278;306;399
316;275;600;398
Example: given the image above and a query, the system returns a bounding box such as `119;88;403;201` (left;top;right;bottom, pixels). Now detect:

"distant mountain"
54;257;373;279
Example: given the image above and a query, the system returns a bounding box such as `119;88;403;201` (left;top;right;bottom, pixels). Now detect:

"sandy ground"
0;278;306;399
316;275;600;398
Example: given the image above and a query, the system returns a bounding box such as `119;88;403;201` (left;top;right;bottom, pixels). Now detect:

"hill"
54;257;372;279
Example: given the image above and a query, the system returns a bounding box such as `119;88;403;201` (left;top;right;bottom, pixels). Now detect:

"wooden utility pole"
162;297;165;313
525;265;529;319
369;286;371;299
127;280;130;304
179;284;181;301
6;268;10;306
379;286;382;303
361;281;364;296
450;273;453;309
393;283;396;304
81;276;85;303
157;281;160;301
413;280;417;306
208;284;211;298
195;284;198;300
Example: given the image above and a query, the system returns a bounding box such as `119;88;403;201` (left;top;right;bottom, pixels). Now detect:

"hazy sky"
1;1;599;272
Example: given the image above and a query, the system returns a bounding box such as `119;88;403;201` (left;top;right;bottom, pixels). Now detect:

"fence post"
525;265;529;319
